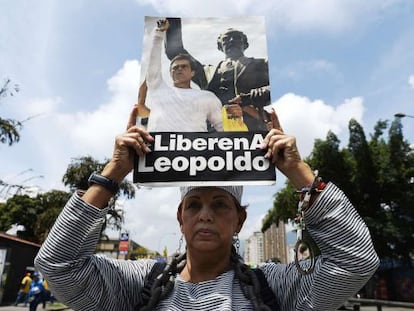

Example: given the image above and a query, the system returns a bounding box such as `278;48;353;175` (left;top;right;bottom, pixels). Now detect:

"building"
243;231;264;267
96;237;145;259
263;220;287;263
0;233;40;305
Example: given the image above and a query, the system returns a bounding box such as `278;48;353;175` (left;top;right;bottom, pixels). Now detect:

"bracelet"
297;170;326;212
296;180;326;197
88;172;120;194
294;170;325;275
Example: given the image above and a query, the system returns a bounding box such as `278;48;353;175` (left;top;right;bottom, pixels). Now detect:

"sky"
1;0;414;256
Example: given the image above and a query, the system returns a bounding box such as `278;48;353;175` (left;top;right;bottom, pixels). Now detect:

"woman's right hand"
262;109;314;189
102;126;154;183
82;109;153;208
101;107;154;184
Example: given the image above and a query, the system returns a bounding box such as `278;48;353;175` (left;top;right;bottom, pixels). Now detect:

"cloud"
409;75;414;88
269;93;364;156
120;187;182;253
239;92;364;243
1;60;141;192
66;60;140;156
135;0;404;33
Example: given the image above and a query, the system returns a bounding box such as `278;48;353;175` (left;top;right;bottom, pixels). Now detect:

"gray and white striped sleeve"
261;182;380;311
35;192;154;311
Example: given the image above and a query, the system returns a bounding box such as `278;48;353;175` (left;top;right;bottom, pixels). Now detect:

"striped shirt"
35;183;379;310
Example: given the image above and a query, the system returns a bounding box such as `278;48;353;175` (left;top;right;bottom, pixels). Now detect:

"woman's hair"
169;54;195;70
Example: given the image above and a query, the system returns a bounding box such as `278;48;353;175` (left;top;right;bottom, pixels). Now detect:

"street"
0;305;412;311
0;303;72;311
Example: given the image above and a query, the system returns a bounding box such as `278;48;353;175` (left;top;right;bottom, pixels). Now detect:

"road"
0;303;72;311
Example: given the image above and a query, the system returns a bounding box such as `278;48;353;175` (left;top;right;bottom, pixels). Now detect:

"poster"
134;16;275;186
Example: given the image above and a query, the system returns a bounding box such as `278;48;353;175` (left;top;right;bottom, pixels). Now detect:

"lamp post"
394;113;414;119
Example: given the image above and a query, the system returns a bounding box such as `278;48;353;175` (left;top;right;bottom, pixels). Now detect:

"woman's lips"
196;228;215;237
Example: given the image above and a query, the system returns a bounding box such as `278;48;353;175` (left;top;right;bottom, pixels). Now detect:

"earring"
176;234;184;253
232;232;240;254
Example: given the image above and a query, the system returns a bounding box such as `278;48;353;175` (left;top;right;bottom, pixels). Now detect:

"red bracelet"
296;173;326;208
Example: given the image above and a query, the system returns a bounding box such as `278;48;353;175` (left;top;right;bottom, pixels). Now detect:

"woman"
35;111;379;310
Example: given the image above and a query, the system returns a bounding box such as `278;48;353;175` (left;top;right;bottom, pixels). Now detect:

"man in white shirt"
144;19;223;132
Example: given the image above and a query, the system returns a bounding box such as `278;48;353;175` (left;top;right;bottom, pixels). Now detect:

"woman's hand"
263;129;302;175
262;109;314;189
82;107;154;208
102;107;154;183
103;126;153;182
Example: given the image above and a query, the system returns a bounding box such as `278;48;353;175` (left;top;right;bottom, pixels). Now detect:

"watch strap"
88;172;120;194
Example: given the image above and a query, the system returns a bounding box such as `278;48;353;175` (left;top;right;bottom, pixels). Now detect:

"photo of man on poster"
139;19;224;133
137;16;271;132
165;17;271;131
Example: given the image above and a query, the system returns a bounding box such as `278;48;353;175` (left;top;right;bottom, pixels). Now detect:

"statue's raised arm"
165;17;208;89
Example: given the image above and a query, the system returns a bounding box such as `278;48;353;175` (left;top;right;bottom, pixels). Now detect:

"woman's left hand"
262;109;314;189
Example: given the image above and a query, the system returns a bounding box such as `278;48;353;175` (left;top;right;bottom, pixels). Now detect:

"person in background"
34;108;379;310
28;272;45;311
14;272;32;307
42;279;55;308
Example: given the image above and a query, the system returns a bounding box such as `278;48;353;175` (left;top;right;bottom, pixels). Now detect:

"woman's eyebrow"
212;194;228;199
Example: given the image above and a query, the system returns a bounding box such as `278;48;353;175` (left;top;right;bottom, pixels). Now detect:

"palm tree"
0;78;22;146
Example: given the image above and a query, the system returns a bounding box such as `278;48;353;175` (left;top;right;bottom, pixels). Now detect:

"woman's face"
177;188;246;253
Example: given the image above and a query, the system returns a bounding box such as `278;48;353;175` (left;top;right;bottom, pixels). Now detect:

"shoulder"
240;56;267;65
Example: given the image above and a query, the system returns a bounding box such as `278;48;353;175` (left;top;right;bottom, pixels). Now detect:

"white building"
243;231;264;267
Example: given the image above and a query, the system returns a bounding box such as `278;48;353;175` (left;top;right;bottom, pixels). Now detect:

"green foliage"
308;131;354;196
0;190;71;243
62;156;136;234
262;181;297;232
0;78;22;146
264;117;414;262
0;118;22;145
62;156;105;192
1;153;136;244
129;245;153;260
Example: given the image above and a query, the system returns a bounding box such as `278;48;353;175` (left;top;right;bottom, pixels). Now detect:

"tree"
264;117;414;263
307;131;354;197
264;130;354;228
262;181;297;232
378;117;414;262
0;190;71;243
35;190;72;242
0;78;22;146
129;245;154;260
347;119;381;217
62;156;136;236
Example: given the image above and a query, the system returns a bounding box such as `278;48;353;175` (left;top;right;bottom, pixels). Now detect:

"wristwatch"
88;172;120;194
